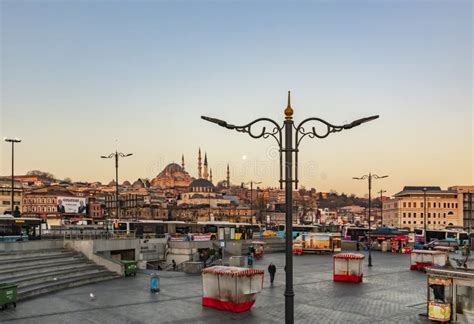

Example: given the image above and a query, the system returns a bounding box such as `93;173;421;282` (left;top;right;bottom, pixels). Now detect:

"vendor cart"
390;235;410;253
410;250;447;271
425;268;474;323
251;241;265;259
202;266;264;313
333;253;365;283
293;233;341;255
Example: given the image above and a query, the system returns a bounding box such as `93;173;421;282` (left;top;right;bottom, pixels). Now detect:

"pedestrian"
268;262;276;285
172;259;177;271
356;240;360;251
247;253;253;268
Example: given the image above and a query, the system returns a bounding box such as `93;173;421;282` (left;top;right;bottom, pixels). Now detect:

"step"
0;254;84;271
0;264;103;285
17;271;120;301
10;267;108;288
0;258;89;277
0;249;69;261
0;251;78;266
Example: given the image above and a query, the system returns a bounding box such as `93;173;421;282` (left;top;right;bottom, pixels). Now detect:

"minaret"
181;154;185;170
203;153;209;180
226;164;230;188
209;168;213;183
198;148;202;178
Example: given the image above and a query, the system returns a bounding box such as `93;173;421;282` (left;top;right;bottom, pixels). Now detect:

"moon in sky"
242;155;247;160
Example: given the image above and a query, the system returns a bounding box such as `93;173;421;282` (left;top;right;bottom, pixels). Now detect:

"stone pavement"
1;251;429;324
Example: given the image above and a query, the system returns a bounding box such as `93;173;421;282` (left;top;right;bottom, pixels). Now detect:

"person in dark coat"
268;263;276;285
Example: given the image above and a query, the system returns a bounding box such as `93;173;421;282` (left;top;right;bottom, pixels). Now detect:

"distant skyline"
1;1;472;196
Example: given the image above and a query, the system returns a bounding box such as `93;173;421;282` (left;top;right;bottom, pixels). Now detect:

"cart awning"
202;266;264;277
333;253;365;260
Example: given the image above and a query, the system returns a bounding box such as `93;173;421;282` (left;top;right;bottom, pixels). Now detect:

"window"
421;213;424;217
408;221;411;224
413;202;417;208
428;213;431;218
428;202;431;208
403;213;406;218
414;212;417;217
455;203;458;208
444;203;446;208
403;202;406;208
443;213;446;218
428;221;431;224
414;221;417;224
421;221;424;224
408;213;412;217
421;202;424;208
408;202;411;208
403;221;406;224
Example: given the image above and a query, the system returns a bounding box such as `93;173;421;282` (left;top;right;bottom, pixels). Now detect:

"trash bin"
121;260;138;277
0;283;17;310
150;273;160;293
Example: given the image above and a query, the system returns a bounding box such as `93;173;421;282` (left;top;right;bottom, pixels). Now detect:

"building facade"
383;186;461;231
449;185;474;231
0;177;22;215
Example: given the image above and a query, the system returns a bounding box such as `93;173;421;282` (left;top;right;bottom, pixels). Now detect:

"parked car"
423;239;459;251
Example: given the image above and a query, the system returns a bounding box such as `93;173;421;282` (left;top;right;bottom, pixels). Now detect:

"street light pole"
423;187;427;243
202;91;379;324
353;173;388;267
378;189;387;226
101;151;133;219
245;181;262;224
4;138;21;216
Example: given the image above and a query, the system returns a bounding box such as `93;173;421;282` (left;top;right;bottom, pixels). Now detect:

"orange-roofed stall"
333;253;365;283
202;266;264;313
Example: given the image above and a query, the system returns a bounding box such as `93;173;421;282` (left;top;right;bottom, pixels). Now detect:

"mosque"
150;148;231;196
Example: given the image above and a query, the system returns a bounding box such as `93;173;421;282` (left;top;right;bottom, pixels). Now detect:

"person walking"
268;263;276;286
172;259;177;271
247;253;253;268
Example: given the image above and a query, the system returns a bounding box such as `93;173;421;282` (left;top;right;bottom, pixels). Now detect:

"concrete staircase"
0;249;120;300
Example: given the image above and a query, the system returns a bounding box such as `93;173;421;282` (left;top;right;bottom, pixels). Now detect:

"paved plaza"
2;252;429;324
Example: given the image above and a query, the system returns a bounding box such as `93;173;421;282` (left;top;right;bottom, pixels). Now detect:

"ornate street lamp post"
202;91;379;323
101;151;133;219
244;181;262;224
4;138;21;216
353;173;388;267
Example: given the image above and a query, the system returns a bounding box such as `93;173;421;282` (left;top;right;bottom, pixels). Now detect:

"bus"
415;229;469;245
112;220;254;240
342;226;370;241
0;215;42;242
276;224;317;239
316;224;342;233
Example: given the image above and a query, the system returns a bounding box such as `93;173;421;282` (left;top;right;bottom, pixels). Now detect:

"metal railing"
42;228;136;240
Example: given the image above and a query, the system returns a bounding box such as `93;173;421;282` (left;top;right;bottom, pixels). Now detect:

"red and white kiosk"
333;253;365;283
202;266;264;313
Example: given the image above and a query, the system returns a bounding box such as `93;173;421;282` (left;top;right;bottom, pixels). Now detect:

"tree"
26;170;56;181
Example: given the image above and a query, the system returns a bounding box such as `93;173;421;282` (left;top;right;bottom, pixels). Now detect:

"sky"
0;0;472;196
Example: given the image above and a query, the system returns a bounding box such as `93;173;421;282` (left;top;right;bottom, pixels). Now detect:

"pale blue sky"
1;0;472;196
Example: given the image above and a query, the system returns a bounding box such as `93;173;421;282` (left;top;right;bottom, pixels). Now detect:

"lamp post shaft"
11;142;15;215
250;181;253;225
284;119;294;324
368;174;372;267
423;190;427;243
115;153;119;219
